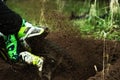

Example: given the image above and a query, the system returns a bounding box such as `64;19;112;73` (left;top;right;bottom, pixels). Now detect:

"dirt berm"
0;30;120;80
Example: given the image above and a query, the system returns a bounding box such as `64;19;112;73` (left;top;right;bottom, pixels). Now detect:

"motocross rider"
0;0;45;71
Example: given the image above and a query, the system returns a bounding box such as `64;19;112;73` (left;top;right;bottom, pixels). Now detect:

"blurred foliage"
6;0;120;41
72;0;120;41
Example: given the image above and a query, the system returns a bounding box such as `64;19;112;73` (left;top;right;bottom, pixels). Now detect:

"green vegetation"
72;0;120;40
6;0;120;41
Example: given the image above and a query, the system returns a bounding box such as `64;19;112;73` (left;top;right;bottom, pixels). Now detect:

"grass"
6;0;120;41
7;0;43;25
72;0;120;41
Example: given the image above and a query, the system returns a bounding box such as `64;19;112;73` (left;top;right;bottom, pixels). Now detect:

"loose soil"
1;3;120;80
0;30;120;80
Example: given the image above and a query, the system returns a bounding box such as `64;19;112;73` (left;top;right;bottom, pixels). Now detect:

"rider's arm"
0;0;22;35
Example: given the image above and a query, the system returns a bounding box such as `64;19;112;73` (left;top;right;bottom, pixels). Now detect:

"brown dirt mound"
0;58;40;80
47;31;120;80
88;58;120;80
0;31;120;80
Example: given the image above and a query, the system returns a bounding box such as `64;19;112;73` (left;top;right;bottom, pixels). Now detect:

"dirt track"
0;29;120;80
1;1;120;79
47;31;120;80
